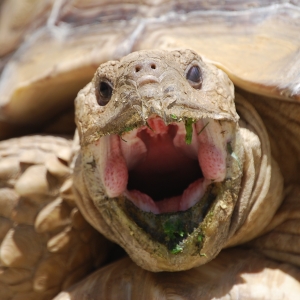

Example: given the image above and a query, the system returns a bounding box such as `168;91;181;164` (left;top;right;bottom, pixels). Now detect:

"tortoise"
0;1;300;299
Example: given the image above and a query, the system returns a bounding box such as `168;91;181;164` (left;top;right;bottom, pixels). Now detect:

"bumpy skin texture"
74;50;242;271
0;1;300;299
1;1;300;140
56;50;300;299
0;136;109;300
73;49;284;272
0;49;299;299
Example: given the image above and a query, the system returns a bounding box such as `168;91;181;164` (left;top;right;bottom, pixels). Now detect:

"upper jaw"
75;58;239;147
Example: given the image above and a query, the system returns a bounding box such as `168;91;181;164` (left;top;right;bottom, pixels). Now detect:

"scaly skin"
0;49;299;300
73;49;283;272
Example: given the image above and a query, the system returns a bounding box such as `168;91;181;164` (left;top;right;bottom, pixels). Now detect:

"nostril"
151;64;156;69
135;66;141;72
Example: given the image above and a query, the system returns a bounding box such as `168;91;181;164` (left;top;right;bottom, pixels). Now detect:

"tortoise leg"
0;136;110;300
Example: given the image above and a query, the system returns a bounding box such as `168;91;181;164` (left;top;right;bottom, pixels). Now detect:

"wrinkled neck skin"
226;94;283;246
73;49;283;272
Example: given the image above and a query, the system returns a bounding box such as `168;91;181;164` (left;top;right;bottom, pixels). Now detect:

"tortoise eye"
96;81;113;106
186;65;202;89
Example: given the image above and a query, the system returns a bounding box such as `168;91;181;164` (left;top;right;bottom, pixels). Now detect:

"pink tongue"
198;143;226;181
97;135;128;198
197;123;226;182
155;196;181;213
126;190;182;214
125;178;208;214
124;190;159;214
120;130;147;170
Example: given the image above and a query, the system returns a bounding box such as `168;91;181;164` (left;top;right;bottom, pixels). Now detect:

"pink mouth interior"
127;125;202;200
93;117;227;214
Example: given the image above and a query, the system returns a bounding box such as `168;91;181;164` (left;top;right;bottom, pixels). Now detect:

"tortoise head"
73;49;244;271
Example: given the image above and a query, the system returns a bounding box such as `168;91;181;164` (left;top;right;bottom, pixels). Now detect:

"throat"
127;159;202;202
127;127;203;201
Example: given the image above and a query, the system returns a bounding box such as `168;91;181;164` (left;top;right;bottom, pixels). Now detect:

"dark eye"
96;81;113;106
186;65;202;89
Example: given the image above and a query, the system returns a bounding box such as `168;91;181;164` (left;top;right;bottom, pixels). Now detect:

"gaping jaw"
92;116;229;215
124;117;211;215
74;49;244;271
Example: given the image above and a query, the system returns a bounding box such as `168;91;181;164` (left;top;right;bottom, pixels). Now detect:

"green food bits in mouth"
185;118;195;145
171;244;184;254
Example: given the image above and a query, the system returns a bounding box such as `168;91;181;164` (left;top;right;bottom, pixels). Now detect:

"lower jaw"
82;165;243;271
119;183;218;252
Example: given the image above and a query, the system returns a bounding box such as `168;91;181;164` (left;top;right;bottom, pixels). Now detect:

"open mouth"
92;116;230;215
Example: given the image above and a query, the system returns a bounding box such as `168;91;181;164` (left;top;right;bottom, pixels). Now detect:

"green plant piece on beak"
119;126;136;142
121;126;135;134
170;114;178;120
197;234;203;243
185;118;195;145
171;244;183;254
163;219;185;240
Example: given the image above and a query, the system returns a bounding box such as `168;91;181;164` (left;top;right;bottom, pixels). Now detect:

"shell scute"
0;136;109;299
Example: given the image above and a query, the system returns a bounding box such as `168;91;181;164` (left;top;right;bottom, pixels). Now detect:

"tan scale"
0;136;109;300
